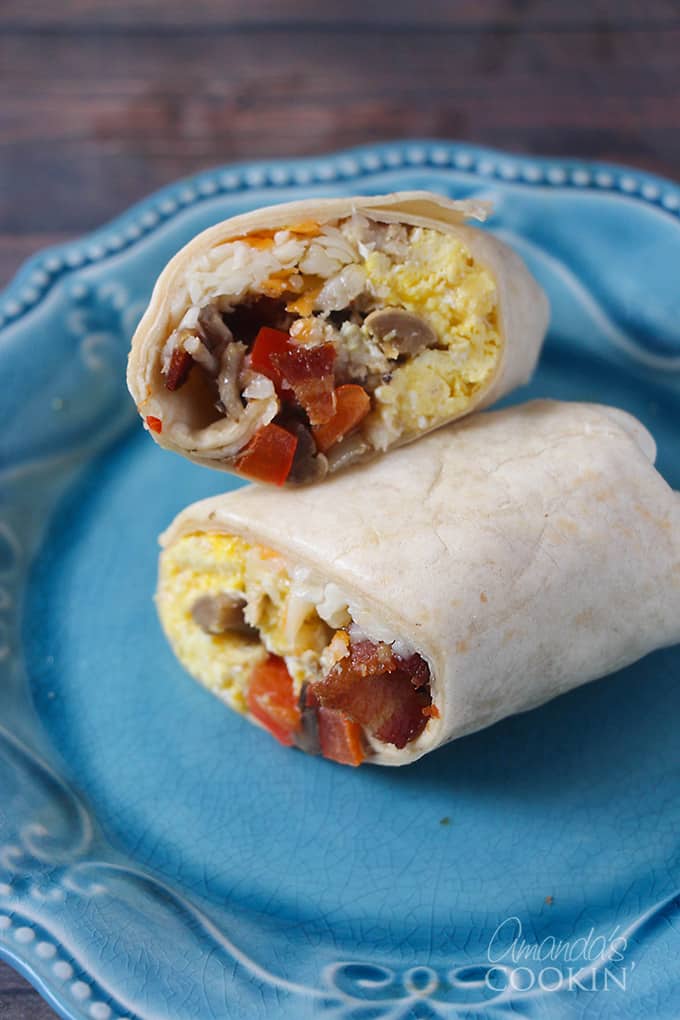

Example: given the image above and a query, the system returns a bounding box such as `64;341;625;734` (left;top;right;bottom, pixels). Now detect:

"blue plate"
1;143;679;1020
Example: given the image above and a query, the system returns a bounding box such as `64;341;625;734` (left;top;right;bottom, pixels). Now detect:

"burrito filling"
153;214;500;483
158;532;437;765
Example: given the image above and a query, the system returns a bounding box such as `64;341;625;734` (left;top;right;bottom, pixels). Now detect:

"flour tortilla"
160;400;680;765
128;191;548;477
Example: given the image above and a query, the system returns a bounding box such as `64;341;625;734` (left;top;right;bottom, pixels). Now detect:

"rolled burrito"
156;400;680;766
128;191;548;485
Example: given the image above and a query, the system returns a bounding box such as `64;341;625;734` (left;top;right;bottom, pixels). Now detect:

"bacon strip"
165;347;194;391
271;343;337;425
310;639;432;749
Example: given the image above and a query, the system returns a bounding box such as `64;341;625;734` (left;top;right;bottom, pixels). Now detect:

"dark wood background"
1;0;679;1015
2;0;680;289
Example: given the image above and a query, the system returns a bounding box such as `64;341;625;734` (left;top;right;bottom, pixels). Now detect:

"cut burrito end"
155;401;680;769
128;192;548;485
157;530;439;765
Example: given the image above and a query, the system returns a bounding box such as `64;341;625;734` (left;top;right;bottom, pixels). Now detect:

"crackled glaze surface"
1;143;680;1020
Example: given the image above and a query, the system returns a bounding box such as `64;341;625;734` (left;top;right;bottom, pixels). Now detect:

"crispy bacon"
400;653;431;690
246;640;433;762
165;347;194;391
271;343;337;425
346;640;398;676
310;640;433;749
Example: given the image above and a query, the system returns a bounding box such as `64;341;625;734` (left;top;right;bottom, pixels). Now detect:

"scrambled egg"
157;532;335;713
362;228;500;448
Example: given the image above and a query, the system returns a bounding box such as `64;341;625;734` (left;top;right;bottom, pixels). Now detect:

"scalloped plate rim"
1;140;680;1020
2;140;679;325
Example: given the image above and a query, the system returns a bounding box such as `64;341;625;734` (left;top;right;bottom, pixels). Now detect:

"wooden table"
1;0;678;1014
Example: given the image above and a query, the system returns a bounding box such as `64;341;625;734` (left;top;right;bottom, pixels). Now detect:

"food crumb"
439;816;451;826
480;591;488;603
545;895;554;906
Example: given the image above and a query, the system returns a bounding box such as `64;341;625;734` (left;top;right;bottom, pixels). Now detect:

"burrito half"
156;401;680;766
128;192;548;485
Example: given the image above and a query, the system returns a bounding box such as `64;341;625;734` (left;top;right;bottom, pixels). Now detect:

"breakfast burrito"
128;191;548;485
157;400;680;766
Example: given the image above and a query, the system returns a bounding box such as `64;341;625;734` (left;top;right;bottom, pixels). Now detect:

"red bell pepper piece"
247;655;301;746
250;327;292;391
312;384;371;451
250;327;337;425
145;415;163;434
317;706;366;766
234;423;298;486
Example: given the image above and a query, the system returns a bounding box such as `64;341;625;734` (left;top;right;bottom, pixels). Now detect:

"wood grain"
1;0;680;27
0;960;57;1019
1;1;679;1015
1;1;679;285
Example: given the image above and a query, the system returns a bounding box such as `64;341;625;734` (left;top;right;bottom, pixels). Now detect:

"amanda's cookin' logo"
485;916;634;993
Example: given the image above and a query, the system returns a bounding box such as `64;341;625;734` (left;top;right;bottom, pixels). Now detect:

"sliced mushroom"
285;419;329;484
198;304;234;352
183;334;219;375
294;685;321;755
216;341;247;419
364;308;437;358
325;431;369;474
191;593;258;637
